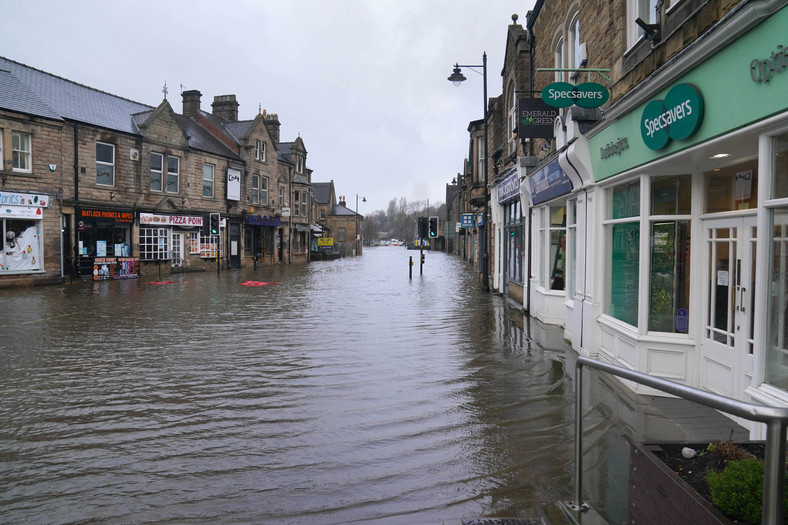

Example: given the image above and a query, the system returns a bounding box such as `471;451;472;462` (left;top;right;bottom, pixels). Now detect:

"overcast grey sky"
2;0;534;214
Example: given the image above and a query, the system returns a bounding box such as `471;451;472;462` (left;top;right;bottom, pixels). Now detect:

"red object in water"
147;281;176;285
239;281;278;286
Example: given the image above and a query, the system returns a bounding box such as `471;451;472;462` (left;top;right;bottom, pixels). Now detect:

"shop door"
172;232;184;268
700;216;757;399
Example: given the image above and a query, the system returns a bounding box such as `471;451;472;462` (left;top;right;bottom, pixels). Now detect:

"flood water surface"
0;248;575;524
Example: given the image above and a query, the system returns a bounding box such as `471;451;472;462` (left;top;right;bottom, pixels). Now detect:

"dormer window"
296;155;304;174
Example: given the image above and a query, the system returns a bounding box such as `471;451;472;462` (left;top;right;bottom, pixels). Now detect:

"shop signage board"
227;168;242;201
93;257;139;281
317;238;333;246
80;209;134;223
541;82;609;109
641;83;705;150
588;6;787;182
497;168;521;203
248;215;281;227
139;213;203;227
460;213;474;228
529;159;574;205
517;98;560;139
0;191;50;208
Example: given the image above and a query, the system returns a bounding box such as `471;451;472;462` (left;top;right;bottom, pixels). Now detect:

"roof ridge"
0;55;153;109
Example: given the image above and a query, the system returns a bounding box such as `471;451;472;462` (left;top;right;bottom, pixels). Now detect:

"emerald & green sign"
641;83;705;150
541;82;609;109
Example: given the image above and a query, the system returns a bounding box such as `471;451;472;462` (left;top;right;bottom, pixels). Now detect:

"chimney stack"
212;94;239;122
264;112;281;143
182;90;202;118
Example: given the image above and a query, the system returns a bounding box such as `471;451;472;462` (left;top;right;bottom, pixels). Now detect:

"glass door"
172;232;184;268
700;216;757;398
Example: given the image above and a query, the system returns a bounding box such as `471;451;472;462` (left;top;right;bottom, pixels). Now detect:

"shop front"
139;212;215;273
1;191;52;284
245;214;280;266
495;167;524;303
76;208;135;279
522;158;574;325
585;4;788;436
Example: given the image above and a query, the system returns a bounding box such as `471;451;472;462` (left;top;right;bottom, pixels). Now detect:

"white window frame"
507;82;517;155
166;156;179;194
554;37;565;82
203;163;214;198
139;227;171;260
477;136;485;184
96;141;115;186
11;131;32;173
294;191;301;216
568;13;581;81
252;174;260;205
188;231;200;254
0;128;4;168
260;142;266;162
627;0;659;49
279;187;284;207
255;139;262;160
296;155;304;174
261;176;269;206
150;152;163;192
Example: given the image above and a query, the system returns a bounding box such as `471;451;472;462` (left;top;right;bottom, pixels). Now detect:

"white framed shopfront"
138;212;218;264
0;191;50;275
584;3;788;436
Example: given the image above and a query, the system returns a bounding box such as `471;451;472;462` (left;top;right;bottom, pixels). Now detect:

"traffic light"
418;216;428;239
429;217;438;237
209;213;220;235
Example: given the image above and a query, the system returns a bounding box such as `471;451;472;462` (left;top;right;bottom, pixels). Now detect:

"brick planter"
628;440;731;524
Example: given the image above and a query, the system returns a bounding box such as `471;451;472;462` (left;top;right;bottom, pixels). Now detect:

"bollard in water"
409;256;413;279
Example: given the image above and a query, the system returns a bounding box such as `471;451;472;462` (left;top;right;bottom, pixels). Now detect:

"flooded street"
0;248;578;524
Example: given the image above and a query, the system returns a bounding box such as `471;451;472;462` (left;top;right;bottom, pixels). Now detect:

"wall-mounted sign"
0;191;50;207
600;137;630;159
529;159;574;205
518;98;559;139
227;168;242;201
541;82;609;109
460;213;474;228
641;83;704;150
140;213;203;227
497;169;520;203
750;44;787;84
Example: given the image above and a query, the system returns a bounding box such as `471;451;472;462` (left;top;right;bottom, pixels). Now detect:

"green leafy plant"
706;458;764;523
706;457;788;524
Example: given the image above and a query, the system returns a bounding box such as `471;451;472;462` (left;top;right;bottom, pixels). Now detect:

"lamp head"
448;65;466;86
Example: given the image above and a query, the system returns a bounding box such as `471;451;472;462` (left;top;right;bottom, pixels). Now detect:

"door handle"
740;287;746;313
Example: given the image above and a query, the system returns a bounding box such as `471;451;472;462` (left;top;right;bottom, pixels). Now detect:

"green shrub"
707;458;764;523
706;457;788;524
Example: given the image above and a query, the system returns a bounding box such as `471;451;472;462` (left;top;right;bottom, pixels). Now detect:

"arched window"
554;37;565;82
569;13;582;82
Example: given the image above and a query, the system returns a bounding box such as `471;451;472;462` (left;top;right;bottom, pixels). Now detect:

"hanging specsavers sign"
641;83;705;150
541;82;609;108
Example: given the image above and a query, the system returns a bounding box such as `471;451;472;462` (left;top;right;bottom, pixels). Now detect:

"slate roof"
311;182;332;204
0;56;152;134
332;204;359;217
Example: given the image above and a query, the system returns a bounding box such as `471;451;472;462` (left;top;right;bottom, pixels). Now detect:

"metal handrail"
572;356;788;524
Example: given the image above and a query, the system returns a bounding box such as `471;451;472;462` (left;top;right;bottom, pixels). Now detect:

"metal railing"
572;356;788;524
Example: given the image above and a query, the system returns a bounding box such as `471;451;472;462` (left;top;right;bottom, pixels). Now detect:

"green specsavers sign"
541;82;609;108
641;83;705;150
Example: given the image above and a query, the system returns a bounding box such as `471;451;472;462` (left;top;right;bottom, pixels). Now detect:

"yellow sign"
317;238;334;246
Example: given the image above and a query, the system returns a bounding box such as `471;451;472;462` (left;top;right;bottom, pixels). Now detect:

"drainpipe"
72;122;80;279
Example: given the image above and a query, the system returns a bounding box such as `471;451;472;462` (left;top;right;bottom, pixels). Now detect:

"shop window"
1;219;42;273
150;153;163;192
139;227;170;260
166;156;179;194
12;131;31;172
606;180;641;326
766;210;788;389
203;164;214;198
705;159;759;212
200;233;219;259
539;206;566;291
96;142;114;186
649;176;692;333
188;232;200;254
252;175;260;205
506;200;523;284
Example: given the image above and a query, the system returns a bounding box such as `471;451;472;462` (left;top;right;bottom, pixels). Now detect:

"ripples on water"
0;248;574;524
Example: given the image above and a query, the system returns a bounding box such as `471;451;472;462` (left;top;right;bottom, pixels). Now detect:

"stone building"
0;56;317;287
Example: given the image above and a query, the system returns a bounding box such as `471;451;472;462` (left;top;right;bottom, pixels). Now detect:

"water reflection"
0;249;581;524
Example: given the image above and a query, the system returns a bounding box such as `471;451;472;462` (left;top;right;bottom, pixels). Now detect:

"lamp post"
355;194;366;256
448;52;489;292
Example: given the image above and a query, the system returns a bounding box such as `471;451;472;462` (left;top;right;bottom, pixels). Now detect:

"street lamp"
448;53;489;292
355;194;366;255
